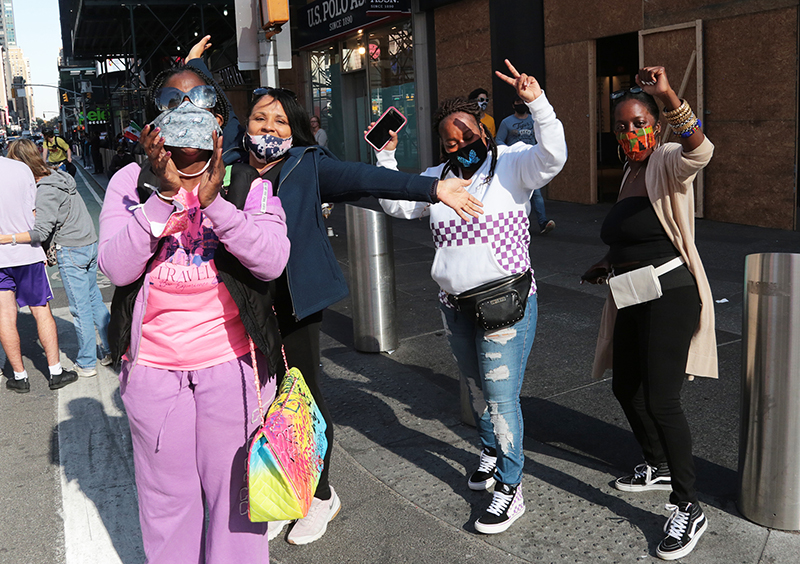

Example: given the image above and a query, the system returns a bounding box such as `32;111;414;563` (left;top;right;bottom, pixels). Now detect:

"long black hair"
146;65;229;126
432;96;498;182
246;88;315;147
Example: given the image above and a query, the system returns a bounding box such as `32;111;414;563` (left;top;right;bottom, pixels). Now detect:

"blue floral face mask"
151;100;222;151
244;132;293;163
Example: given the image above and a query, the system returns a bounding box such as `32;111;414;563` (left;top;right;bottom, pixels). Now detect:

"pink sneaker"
286;487;341;545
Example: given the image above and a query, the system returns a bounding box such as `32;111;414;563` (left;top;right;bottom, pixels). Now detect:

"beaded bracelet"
679;119;702;138
671;113;698;135
663;99;690;121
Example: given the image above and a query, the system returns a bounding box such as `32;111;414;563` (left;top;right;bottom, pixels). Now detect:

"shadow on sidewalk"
50;391;144;563
320;307;739;536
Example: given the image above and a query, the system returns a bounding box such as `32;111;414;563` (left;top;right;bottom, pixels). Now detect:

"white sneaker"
286;487;341;545
75;366;97;378
268;520;291;541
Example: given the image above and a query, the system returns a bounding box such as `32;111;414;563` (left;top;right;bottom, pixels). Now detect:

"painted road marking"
51;305;144;563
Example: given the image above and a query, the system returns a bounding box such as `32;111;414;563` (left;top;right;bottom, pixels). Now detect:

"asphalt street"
1;161;799;563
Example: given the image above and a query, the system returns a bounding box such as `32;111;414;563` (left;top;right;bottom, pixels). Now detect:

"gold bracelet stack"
663;99;701;138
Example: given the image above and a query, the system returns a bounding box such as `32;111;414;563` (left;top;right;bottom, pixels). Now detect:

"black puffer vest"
107;162;283;377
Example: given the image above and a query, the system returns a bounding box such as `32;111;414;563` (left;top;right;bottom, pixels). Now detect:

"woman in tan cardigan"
582;66;715;561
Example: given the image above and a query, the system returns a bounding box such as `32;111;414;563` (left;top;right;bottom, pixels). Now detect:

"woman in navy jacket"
180;38;481;546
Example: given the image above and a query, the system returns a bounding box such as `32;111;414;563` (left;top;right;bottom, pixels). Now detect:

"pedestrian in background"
468;87;496;138
3;139;111;378
376;60;567;535
310;115;328;147
42;128;76;177
0;154;78;393
582;66;716;561
496;96;555;235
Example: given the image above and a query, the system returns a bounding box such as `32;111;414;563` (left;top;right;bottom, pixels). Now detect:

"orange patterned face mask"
616;126;656;162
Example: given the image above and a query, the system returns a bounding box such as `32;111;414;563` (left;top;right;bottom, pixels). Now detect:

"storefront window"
367;21;418;171
342;35;366;73
307;19;418;170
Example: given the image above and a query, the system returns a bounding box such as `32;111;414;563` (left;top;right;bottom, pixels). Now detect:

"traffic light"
62;91;69;103
85;91;92;101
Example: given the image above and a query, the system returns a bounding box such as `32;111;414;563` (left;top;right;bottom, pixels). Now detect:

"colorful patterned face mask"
616;126;656;162
244;133;293;164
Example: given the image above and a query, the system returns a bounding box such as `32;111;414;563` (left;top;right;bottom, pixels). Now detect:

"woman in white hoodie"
375;60;567;535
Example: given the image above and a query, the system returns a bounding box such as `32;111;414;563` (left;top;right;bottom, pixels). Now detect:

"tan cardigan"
592;137;718;380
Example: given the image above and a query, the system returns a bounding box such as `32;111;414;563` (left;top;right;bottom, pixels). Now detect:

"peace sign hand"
495;59;543;103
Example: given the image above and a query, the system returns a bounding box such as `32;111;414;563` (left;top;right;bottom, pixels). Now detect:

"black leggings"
277;311;333;500
612;283;701;504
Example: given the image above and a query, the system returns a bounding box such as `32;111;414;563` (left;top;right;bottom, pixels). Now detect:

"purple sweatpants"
120;353;276;564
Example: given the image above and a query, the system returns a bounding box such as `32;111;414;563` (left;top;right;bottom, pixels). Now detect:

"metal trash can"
345;204;398;353
738;252;800;530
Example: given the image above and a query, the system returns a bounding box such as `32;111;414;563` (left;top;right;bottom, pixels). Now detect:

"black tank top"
601;197;694;290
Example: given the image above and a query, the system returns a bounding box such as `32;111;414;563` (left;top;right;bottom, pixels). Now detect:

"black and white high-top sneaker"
656;501;708;560
467;447;497;491
474;482;525;534
615;462;672;492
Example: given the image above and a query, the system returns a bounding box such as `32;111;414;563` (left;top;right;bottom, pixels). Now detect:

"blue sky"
14;0;62;119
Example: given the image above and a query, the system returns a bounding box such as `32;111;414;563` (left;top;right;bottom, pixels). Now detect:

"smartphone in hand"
365;106;407;151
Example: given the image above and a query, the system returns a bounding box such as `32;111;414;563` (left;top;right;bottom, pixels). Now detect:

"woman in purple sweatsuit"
99;65;289;563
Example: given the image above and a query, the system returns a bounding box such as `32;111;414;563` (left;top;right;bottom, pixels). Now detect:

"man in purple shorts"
0;156;77;393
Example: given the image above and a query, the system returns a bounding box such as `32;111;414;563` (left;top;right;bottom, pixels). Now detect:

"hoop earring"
617;145;626;164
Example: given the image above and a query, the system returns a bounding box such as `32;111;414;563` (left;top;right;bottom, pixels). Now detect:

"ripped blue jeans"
441;294;537;486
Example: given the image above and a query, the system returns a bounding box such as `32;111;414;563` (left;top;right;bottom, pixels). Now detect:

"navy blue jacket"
274;145;436;320
186;58;437;319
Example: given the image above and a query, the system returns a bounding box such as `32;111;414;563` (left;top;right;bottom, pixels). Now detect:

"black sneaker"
656;501;707;560
615;462;672;492
539;219;555;235
474;482;525;534
468;447;497;491
6;377;30;393
49;370;78;390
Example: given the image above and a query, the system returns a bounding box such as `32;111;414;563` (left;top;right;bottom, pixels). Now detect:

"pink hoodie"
98;162;290;366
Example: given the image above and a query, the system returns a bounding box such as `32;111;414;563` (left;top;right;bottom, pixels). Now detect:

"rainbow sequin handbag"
246;338;328;522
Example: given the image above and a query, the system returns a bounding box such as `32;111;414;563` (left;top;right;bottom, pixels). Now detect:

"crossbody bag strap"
249;305;291;423
654;256;684;277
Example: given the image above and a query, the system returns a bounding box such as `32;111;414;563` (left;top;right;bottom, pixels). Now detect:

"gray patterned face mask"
151;101;222;151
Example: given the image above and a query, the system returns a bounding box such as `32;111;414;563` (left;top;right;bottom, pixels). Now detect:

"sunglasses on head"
154;85;217;111
253;87;298;101
610;86;643;100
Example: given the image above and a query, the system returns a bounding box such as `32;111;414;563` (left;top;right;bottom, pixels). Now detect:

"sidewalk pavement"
81;167;800;563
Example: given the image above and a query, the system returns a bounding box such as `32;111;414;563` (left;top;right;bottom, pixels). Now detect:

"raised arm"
495;60;567;190
185;36;244;163
637;66;704;152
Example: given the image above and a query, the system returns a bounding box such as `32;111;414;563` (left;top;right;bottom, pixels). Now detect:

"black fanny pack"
448;271;533;331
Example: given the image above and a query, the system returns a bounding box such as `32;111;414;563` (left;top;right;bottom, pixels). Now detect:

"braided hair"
146;65;229;126
432;97;497;182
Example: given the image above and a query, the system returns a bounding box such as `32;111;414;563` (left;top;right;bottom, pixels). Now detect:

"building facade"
280;0;798;230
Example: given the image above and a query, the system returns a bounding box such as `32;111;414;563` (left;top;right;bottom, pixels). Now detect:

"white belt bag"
608;257;685;309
